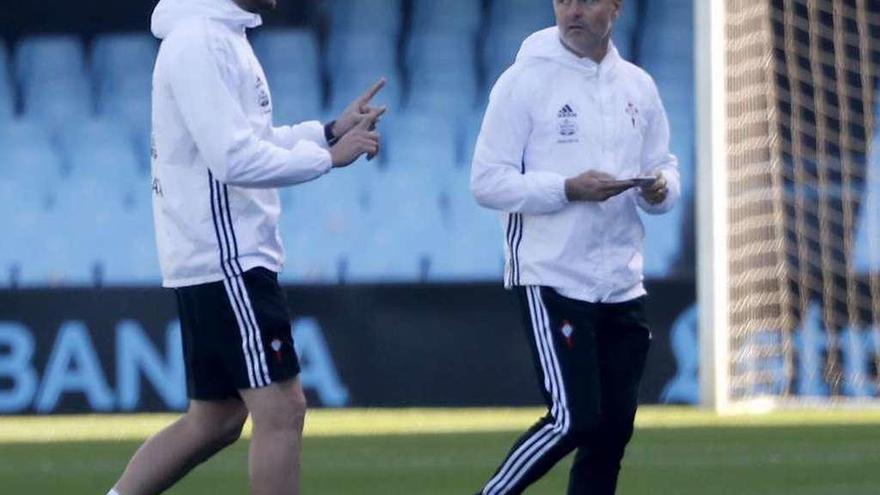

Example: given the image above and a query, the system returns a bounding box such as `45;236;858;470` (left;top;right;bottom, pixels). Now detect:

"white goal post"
697;0;880;413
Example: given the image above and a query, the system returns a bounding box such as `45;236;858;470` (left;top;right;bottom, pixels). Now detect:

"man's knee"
215;405;249;446
186;401;248;447
249;380;307;433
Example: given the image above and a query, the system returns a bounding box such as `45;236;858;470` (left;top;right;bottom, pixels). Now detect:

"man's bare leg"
240;377;307;495
111;398;248;495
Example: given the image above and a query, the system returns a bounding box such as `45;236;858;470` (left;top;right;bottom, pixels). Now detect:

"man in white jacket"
471;1;680;494
107;0;384;494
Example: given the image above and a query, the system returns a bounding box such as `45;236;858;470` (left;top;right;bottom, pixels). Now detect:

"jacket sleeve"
269;121;330;150
165;24;332;188
637;77;681;215
470;71;569;215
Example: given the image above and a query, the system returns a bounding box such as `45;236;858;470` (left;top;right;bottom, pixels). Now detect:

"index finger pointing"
357;105;387;130
358;77;387;104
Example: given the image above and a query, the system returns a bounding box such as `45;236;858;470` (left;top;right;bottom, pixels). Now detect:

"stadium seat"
99;200;162;286
329;72;401;117
0;177;55;287
640;201;685;277
855;112;880;273
265;71;323;125
14;34;86;86
326;32;397;76
22;76;93;126
16;178;127;287
383;113;458;179
406;32;478;75
91;33;157;92
328;0;403;36
58;118;140;175
99;75;151;163
407;71;479;119
0;43;13;121
411;0;483;34
279;176;371;284
459;110;484;166
406;33;479;117
429;185;505;281
643;0;693;27
487;0;555;32
0;121;63;202
640;26;693;65
251;28;320;79
62;138;144;207
347;185;443;283
482;25;536;91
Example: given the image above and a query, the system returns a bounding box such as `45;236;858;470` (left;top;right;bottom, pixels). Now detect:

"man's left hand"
332;78;387;139
640;171;668;205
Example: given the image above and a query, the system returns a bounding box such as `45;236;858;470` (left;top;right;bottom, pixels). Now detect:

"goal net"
703;0;880;411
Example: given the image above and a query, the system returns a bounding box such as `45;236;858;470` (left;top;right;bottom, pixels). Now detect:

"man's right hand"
330;106;386;168
564;170;634;202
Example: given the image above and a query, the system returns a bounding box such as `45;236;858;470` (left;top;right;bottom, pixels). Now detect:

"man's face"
554;0;620;52
235;0;277;14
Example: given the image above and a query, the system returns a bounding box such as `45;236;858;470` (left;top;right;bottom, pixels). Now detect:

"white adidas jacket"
471;27;680;303
150;0;333;288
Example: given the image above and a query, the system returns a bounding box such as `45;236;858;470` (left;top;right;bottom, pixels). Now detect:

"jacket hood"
515;26;620;75
151;0;262;39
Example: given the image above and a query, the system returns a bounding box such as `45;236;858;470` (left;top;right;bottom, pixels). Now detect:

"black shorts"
175;267;300;400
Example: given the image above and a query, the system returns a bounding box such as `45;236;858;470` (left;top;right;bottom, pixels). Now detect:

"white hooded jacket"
471;27;680;303
150;0;332;287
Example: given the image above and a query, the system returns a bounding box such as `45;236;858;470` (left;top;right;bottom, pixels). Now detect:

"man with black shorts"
106;0;384;494
470;0;680;493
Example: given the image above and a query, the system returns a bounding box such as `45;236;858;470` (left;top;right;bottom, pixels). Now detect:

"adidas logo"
558;104;577;118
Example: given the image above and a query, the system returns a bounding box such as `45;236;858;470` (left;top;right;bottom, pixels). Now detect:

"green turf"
1;409;879;494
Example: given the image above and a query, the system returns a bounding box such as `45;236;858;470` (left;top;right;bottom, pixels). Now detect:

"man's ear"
612;0;623;19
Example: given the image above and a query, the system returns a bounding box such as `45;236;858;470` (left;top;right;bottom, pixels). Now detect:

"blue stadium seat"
0;118;52;148
483;25;535;91
640;203;685;277
91;33;157;91
406;33;479;117
347;183;443;282
251;28;320;79
61;129;144;205
412;0;483;34
0;43;13;121
855;111;880;273
488;0;555;32
99;201;162;286
0;180;41;287
0;121;63;202
406;32;478;75
329;72;401;116
58;118;139;175
266;71;323;125
16;178;129;287
429;185;505;281
22;76;93;126
616;0;640;34
613;33;634;62
459;110;484;166
326;33;397;76
640;26;693;65
14;34;86;86
279;177;371;284
383;113;458;179
328;0;403;35
643;0;694;27
407;71;479;119
98;84;152;162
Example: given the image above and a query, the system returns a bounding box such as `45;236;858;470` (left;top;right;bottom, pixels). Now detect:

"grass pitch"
1;407;879;494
